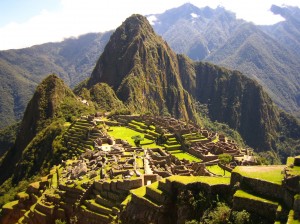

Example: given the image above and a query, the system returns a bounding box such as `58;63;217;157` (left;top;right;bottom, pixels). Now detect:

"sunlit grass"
171;151;202;162
234;190;278;204
206;165;231;177
109;126;161;148
167;175;230;185
233;165;285;185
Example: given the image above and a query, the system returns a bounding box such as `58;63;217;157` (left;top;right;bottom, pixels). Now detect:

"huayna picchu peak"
86;14;198;122
0;13;300;224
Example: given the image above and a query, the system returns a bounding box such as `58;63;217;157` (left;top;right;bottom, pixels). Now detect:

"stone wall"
230;172;284;201
233;195;278;221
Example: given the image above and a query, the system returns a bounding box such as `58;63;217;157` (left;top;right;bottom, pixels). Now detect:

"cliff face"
194;62;280;150
88;14;197;121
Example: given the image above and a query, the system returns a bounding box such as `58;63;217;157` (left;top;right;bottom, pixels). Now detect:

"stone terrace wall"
233;196;278;221
230;172;284;201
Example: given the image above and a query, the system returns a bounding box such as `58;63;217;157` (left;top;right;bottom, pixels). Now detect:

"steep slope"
194;62;280;150
0;75;91;184
149;3;300;117
0;32;110;129
87;14;198;121
207;23;300;116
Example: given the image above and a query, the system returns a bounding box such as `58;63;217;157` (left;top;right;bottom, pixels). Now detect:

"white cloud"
0;0;299;50
190;13;199;18
147;15;158;25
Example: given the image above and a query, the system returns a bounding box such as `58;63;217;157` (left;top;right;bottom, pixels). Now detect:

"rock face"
194;62;280;150
87;14;198;121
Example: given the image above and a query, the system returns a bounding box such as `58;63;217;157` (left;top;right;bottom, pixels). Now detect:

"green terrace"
166;175;231;186
234;190;278;205
206;165;231;177
63;118;102;154
108;126;160;148
232;165;285;185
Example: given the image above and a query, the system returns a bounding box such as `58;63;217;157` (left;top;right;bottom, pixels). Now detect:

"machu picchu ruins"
1;113;300;224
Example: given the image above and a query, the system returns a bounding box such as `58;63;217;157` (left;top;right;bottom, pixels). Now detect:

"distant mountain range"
0;32;111;128
0;3;300;130
148;3;300;117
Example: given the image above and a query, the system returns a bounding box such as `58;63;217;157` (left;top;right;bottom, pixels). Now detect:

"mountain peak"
87;14;196;121
88;14;165;89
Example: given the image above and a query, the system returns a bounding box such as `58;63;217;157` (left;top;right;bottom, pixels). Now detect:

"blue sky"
0;0;61;26
0;0;299;50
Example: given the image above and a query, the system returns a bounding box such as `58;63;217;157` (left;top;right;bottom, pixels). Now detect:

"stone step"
157;179;171;194
164;144;181;151
95;195;116;208
79;205;111;223
84;199;113;215
145;185;168;205
165;140;179;146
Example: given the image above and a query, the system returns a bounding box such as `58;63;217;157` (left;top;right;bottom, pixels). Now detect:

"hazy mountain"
149;3;300;117
263;5;300;57
207;22;300;115
0;32;110;129
148;3;244;60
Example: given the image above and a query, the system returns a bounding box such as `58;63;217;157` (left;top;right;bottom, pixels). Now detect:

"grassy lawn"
206;165;231;177
233;165;285;185
109;126;161;148
171;151;202;162
234;190;278;205
167;175;230;185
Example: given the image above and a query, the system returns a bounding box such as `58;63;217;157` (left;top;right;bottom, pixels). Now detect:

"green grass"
233;165;285;185
234;190;278;205
17;191;29;200
109;126;161;148
167;175;230;185
131;186;146;197
287;157;295;166
3;200;18;210
171;151;202;162
206;165;231;177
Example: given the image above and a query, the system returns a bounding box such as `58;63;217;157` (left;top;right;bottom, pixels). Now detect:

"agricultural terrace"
108;126;159;149
233;165;285;185
108;123;201;163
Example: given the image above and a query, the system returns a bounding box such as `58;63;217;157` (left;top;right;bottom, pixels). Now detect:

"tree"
131;135;144;147
218;154;232;175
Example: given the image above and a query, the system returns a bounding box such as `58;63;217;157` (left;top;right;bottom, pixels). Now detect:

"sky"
0;0;299;50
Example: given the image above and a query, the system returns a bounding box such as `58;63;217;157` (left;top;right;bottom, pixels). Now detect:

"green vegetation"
109;126;159;148
131;135;144;147
234;190;278;205
2;200;18;210
233;166;285;184
167;175;230;186
171;151;202;162
0;122;19;156
206;165;231;177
